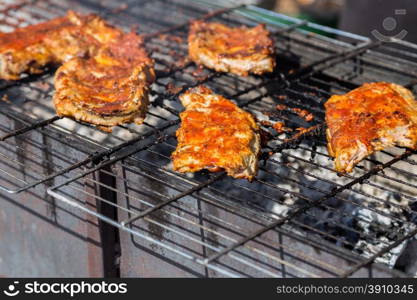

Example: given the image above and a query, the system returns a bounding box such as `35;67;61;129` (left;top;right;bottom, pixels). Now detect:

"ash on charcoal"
268;141;417;268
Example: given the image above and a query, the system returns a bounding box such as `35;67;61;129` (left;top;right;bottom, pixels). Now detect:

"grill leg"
394;238;417;276
97;166;121;278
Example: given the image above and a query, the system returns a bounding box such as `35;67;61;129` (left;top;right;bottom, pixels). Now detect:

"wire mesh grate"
0;0;416;277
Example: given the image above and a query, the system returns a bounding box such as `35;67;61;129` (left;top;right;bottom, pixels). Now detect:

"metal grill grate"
0;0;416;277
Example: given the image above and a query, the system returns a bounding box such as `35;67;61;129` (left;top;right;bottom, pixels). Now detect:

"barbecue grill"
0;0;417;278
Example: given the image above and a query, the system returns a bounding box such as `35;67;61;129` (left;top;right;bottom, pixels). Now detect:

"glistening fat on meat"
0;11;155;129
172;86;261;180
325;82;417;173
188;21;275;76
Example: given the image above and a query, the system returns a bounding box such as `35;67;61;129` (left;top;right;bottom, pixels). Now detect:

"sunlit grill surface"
0;0;416;277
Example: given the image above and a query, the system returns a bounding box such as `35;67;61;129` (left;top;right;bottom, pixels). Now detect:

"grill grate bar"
262;78;417;193
45;39;377;195
111;161;367;267
99;163;355;267
48;116;328;225
0;112;178;193
55;175;302;277
46;186;242;277
148;17;309;80
48;145;407;277
143;5;243;40
120;172;226;226
255;169;407;242
267;154;417;218
0;115;62;141
51;164;339;277
287;135;417;203
2;0;417;277
49;126;412;276
205;149;415;264
137;137;416;238
113;138;403;251
342;227;417;277
46;141;410;276
0;71;54;92
89;173;323;277
265;126;417;199
44;33;404;276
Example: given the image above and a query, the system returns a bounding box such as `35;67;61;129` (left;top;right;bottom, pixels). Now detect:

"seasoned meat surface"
54;32;155;127
44;11;122;63
172;86;260;180
0;11;155;128
325;82;417;173
0;11;122;80
188;21;275;76
0;15;67;80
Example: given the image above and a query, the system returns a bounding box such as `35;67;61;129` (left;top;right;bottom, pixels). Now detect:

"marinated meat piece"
172;86;260;180
0;11;154;128
44;11;122;63
0;15;68;80
188;21;275;76
54;32;154;128
325;82;417;173
0;11;122;80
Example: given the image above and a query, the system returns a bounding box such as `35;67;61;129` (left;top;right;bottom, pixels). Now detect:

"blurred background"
236;0;417;44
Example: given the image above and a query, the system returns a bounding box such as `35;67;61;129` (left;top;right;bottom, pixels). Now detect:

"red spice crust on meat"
188;21;275;76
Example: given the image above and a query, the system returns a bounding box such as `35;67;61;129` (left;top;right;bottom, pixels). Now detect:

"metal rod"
205;149;415;264
46;188;242;278
0;115;62;141
143;5;244;40
120;172;226;226
3;0;417;277
341;227;417;278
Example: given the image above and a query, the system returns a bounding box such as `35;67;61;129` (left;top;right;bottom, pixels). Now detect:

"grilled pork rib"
54;32;154;127
0;11;122;80
0;11;154;128
188;21;275;76
325;82;417;173
172;86;260;180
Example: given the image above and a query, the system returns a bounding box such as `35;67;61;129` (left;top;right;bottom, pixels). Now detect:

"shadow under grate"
0;0;416;277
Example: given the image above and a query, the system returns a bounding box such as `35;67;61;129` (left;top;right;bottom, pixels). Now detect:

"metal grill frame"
0;0;416;277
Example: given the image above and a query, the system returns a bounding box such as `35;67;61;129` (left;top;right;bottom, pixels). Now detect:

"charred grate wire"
0;0;416;277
